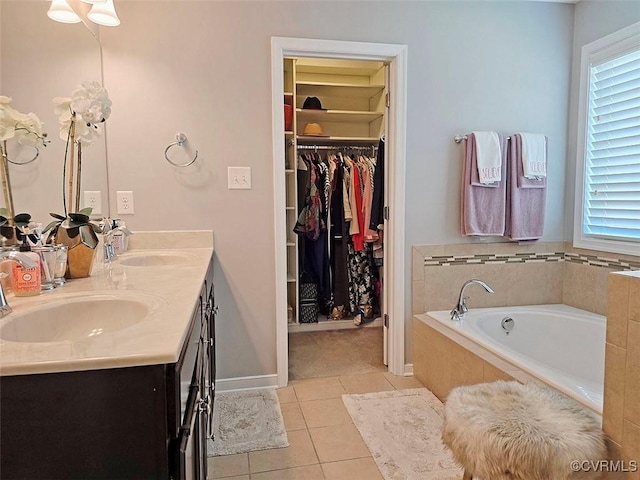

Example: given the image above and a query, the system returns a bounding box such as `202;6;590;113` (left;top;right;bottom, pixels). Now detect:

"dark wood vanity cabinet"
0;258;216;480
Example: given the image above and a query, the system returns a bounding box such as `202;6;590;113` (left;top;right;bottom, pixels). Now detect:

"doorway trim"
271;37;407;387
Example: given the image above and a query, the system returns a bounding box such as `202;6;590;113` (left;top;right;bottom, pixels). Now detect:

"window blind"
585;47;640;242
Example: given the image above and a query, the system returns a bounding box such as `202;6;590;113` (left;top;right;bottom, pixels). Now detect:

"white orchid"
71;81;111;125
54;81;112;147
53;81;112;215
0;96;48;147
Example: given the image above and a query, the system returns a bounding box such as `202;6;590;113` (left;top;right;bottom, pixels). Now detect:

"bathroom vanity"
0;232;215;480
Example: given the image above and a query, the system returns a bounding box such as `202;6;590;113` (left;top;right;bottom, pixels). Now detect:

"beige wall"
604;271;640;480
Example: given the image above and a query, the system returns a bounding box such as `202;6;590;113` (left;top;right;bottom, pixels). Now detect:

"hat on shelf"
302;123;325;136
302;96;326;110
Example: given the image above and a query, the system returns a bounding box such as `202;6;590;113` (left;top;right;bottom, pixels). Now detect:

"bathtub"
420;304;605;414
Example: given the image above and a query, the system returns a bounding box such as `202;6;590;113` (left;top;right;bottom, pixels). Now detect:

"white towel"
519;133;547;178
472;131;502;184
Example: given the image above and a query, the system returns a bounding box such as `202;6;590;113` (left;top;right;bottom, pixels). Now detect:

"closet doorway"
271;38;407;387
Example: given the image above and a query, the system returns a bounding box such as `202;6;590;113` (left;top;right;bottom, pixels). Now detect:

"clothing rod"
297;145;377;151
454;134;511;143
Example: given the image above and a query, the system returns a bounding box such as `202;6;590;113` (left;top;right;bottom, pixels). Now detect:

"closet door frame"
271;37;408;386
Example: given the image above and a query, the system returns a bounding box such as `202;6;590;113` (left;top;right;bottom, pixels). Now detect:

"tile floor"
208;371;424;480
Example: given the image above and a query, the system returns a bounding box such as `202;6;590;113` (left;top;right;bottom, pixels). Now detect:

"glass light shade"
87;0;120;27
47;0;82;24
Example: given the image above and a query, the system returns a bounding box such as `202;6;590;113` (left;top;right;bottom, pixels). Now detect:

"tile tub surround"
412;314;541;403
412;242;640;317
412;244;640;478
0;230;214;376
603;271;640;480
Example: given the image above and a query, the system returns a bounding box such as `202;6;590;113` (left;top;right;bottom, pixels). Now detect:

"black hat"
302;96;326;110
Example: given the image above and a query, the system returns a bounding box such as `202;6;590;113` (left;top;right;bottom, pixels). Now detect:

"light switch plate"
228;167;252;189
83;191;102;215
116;191;135;214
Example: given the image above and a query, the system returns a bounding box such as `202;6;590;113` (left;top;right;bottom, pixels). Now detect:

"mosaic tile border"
564;252;640;271
423;251;640;271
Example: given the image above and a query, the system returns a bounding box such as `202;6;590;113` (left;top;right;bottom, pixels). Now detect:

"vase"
56;224;99;279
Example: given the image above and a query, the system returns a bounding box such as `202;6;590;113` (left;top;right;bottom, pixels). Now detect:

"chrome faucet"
450;279;495;320
0;251;39;318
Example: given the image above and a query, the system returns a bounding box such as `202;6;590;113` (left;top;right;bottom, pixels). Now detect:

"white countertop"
0;231;214;376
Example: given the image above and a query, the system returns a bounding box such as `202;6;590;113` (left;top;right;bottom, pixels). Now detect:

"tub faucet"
450;279;495;320
0;251;39;318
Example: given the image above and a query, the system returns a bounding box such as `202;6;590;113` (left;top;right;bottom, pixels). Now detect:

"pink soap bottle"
11;234;41;296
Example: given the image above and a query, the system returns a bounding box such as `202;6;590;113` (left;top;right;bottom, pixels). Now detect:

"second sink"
118;252;194;267
0;294;164;343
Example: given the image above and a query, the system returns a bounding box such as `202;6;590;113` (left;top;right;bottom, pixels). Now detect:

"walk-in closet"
283;57;389;379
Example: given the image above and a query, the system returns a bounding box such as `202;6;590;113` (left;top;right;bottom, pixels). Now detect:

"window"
574;22;640;256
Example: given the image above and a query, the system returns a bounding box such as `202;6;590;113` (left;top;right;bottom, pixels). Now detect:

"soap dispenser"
11;230;41;296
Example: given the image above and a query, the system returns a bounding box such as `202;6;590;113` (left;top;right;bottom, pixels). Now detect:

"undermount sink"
119;252;193;267
0;294;163;343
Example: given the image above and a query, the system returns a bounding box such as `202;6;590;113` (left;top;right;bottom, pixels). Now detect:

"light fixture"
86;0;120;27
47;0;82;24
47;0;120;27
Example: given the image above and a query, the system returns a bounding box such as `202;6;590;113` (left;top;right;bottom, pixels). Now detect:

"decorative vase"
56;224;99;278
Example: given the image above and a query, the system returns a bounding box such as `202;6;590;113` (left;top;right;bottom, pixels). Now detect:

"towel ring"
6;145;39;165
164;133;198;167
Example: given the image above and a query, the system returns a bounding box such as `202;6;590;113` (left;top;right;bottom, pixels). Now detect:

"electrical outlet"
83;190;102;215
227;167;252;190
116;191;135;214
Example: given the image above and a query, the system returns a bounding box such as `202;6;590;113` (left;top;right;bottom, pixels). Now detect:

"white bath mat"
207;388;289;456
342;388;462;480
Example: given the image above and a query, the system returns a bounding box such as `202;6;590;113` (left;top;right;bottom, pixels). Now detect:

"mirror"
0;1;108;223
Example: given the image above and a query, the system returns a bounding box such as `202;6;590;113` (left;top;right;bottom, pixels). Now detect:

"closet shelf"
285;131;295;137
296;82;384;99
296;109;383;123
287;273;296;283
284;92;294;97
285;169;295;174
286;206;295;211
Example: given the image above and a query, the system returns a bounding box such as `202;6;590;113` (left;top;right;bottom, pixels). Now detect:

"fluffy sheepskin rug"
442;381;606;480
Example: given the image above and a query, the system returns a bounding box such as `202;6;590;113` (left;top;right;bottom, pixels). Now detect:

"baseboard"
404;363;414;376
215;374;279;392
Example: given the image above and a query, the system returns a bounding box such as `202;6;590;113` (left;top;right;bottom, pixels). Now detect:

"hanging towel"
472;131;502;184
505;134;547;241
518;132;547;178
461;132;507;236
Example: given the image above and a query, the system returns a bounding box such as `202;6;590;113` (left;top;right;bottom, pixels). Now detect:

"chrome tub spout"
450;279;495;320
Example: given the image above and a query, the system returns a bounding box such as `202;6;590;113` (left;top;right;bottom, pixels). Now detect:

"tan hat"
303;122;324;136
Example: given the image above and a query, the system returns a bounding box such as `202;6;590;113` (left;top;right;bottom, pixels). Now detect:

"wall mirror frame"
0;0;109;224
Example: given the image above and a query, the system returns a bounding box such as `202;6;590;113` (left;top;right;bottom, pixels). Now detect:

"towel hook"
164;133;198;167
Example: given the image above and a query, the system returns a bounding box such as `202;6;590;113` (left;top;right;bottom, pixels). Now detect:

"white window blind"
584;47;640;243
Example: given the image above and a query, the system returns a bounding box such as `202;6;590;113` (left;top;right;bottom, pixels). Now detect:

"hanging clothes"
328;154;350;319
294;146;381;324
369;137;385;231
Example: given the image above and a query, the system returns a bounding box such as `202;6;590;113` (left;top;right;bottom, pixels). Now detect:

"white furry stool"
442;381;606;480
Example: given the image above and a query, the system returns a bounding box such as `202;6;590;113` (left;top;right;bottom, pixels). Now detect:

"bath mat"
207;388;289;456
342;388;462;480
